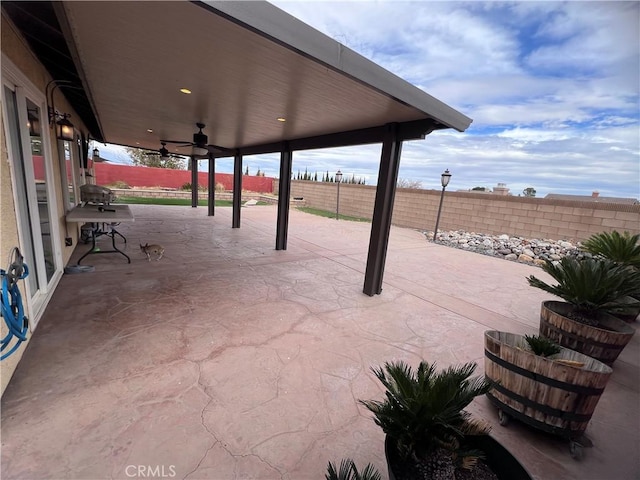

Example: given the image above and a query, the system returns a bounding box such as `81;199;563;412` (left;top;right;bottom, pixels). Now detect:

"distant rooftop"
545;191;639;205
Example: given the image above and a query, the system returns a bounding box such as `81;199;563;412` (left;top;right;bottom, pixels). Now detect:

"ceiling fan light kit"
192;145;209;157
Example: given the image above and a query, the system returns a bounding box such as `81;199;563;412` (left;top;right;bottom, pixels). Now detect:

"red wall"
92;163;273;192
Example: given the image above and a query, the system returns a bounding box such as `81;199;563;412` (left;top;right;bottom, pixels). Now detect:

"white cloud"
267;1;639;200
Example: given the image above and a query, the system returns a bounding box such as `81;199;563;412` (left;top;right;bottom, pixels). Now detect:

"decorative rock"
424;229;583;268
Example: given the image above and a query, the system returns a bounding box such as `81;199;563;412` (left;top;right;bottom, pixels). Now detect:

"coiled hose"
1;248;29;360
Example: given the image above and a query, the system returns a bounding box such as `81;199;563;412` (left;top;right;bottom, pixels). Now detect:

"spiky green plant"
359;360;491;464
524;335;561;357
325;459;381;480
581;231;640;268
527;257;640;322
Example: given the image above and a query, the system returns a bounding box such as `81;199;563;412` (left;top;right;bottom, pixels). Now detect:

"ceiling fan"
162;123;230;158
148;141;186;161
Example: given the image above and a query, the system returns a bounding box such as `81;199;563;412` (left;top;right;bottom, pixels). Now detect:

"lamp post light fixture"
433;169;451;242
335;169;343;220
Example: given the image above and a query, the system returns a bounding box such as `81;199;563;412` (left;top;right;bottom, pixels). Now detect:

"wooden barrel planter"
539;300;636;365
484;330;613;459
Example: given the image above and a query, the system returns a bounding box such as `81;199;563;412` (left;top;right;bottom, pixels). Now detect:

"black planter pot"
385;435;532;480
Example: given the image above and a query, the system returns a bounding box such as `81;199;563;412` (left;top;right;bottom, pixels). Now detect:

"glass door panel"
3;85;40;295
25;97;55;282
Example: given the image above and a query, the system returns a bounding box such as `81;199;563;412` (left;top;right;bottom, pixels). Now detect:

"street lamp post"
433;169;451;241
335;170;343;220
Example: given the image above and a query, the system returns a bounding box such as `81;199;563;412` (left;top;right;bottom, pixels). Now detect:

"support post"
336;181;341;220
232;151;243;228
433;186;446;241
191;156;198;208
363;123;402;296
207;153;215;216
275;145;292;250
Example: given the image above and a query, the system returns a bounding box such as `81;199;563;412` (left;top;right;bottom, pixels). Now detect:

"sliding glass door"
3;76;62;324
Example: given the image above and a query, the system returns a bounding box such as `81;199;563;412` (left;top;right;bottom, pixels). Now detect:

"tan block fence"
288;181;640;243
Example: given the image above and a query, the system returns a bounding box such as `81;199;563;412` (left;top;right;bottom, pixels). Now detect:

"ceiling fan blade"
206;144;233;154
162;139;192;146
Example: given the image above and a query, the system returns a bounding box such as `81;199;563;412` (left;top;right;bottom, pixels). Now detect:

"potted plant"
527;256;639;364
360;360;532;480
484;331;613;459
581;230;640;268
326;459;381;480
581;230;640;321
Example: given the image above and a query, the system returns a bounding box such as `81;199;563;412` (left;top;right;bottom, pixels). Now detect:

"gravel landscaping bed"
423;230;594;266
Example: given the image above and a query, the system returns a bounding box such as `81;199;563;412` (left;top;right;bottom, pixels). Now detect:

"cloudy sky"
102;1;639;199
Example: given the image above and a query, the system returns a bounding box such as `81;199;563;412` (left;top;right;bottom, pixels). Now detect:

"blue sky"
100;1;639;199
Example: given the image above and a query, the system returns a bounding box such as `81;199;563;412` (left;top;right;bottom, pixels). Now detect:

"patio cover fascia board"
217;118;440;158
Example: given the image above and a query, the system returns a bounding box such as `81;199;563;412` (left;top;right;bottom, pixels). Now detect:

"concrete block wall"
290;181;640;243
109;188;278;204
290;181;375;218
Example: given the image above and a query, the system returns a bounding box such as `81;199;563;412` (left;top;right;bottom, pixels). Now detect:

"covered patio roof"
6;0;471;152
4;0;473;295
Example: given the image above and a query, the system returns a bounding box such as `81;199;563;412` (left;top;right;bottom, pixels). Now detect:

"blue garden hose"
1;248;29;360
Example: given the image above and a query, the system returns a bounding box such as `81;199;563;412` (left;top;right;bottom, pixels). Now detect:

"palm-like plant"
524;334;561;357
581;231;640;268
325;459;381;480
528;257;640;325
360;360;491;464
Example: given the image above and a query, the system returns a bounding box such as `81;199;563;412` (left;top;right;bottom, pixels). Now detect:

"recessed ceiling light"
147;129;153;133
180;88;192;94
277;117;286;122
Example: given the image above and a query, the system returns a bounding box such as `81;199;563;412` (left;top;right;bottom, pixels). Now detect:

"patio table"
66;204;135;264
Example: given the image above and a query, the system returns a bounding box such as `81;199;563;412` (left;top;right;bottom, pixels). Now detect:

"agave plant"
360;360;491;467
527;257;640;322
325;459;381;480
581;231;640;268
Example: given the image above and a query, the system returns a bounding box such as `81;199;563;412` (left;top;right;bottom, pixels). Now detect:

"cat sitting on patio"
140;243;165;262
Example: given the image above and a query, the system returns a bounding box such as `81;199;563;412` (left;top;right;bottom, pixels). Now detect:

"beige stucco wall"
290;181;640;243
1;14;89;395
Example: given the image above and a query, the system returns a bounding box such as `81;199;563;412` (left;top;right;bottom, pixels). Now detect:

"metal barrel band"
540;319;626;351
487;380;594;423
486;393;586;440
484;349;605;396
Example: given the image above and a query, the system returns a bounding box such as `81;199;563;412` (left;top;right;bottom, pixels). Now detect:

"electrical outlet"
65;237;73;247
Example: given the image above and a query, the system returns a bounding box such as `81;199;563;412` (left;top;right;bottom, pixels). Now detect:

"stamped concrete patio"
1;204;638;480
